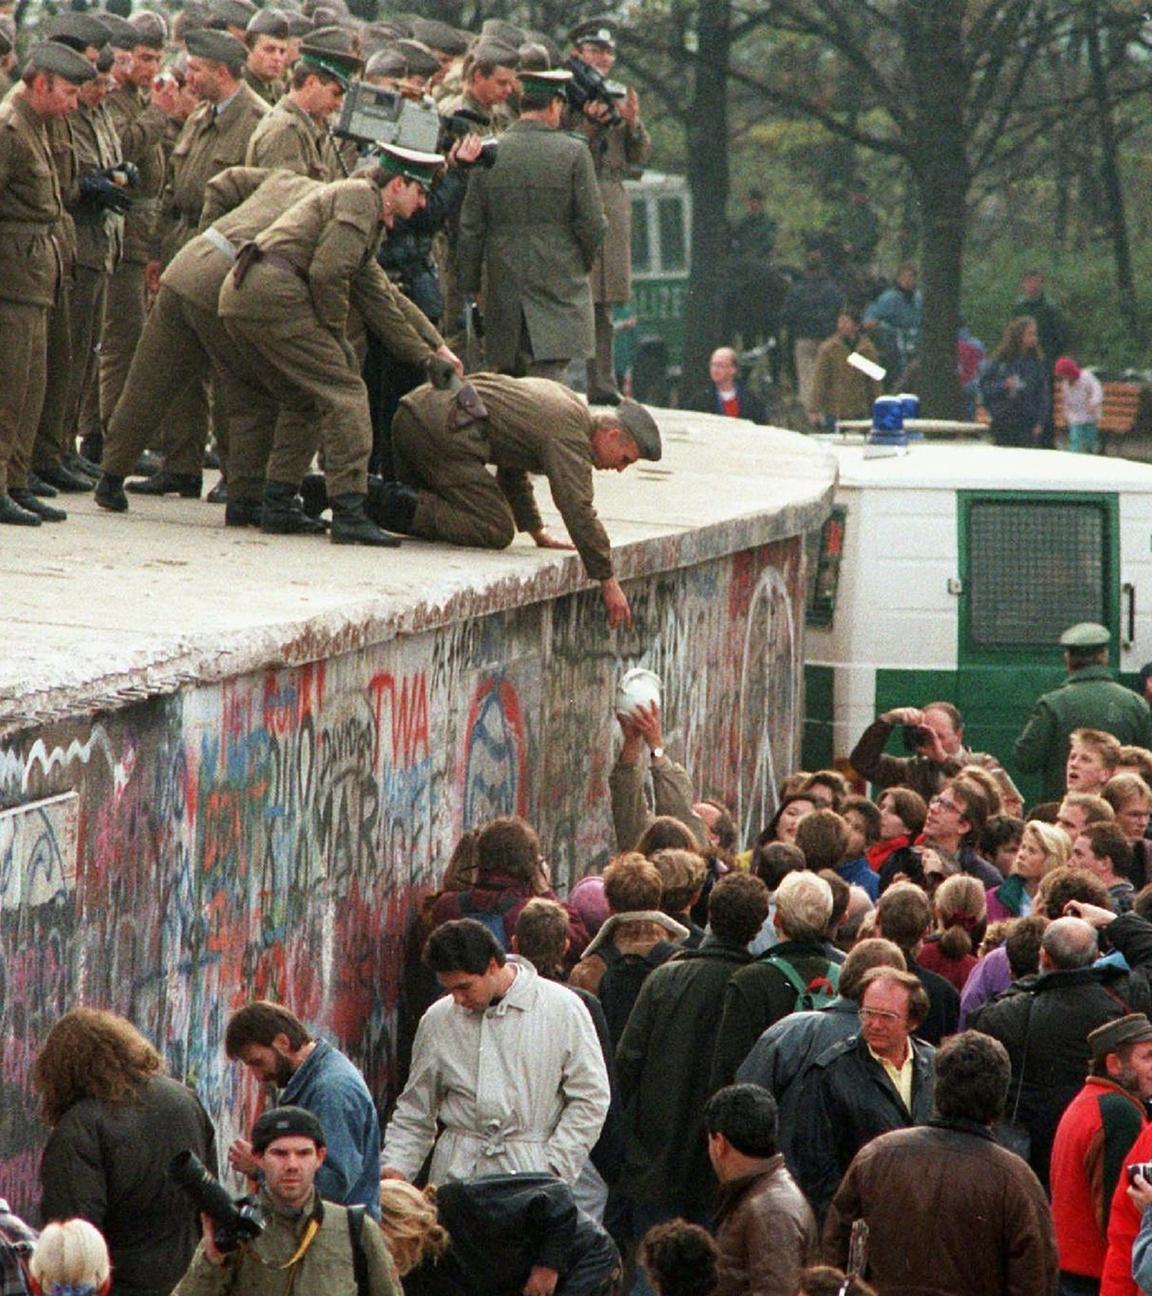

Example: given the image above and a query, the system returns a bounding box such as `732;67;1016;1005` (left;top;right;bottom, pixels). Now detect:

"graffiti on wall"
0;537;804;1218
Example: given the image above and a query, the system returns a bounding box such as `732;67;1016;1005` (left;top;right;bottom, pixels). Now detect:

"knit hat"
251;1105;326;1152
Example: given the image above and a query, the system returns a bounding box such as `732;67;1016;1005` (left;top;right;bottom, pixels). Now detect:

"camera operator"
174;1107;397;1296
564;19;650;404
849;703;978;802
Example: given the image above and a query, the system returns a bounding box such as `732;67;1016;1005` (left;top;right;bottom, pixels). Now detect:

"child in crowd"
1055;355;1104;454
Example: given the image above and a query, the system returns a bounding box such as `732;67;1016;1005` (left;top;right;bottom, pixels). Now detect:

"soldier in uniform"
130;26;268;501
0;17;16;98
1015;623;1152;800
242;7;289;105
245;35;359;180
457;67;606;382
567;18;650;403
369;376;661;629
217;147;453;546
210;0;257;42
0;42;96;526
95;11;174;468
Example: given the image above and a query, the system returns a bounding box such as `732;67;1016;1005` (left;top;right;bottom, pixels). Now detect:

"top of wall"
0;408;836;736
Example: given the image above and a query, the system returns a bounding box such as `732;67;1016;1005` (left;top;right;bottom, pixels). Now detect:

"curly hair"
34;1008;163;1127
378;1181;451;1276
640;1220;718;1296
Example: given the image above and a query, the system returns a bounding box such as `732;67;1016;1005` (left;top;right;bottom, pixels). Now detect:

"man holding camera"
174;1107;398;1296
566;18;650;403
849;702;975;802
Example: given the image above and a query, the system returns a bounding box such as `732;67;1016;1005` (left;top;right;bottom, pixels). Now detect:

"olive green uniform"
1014;664;1152;799
172;1190;400;1296
392;373;614;579
242;65;283;106
244;97;344;181
99;83;168;434
0;94;63;495
457;119;605;378
218;177;441;497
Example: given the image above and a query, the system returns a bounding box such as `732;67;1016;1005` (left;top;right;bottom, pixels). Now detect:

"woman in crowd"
916;874;986;992
868;787;927;891
979;315;1050;448
986;819;1070;920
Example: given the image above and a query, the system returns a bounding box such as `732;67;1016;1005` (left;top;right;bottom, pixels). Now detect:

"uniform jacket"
713;1158;818;1296
1014;665;1152;801
609;754;710;853
41;1074;217;1296
245;97;343;181
165;82;268;258
792;1032;936;1218
617;938;756;1213
242;66;283;106
106;83;168;265
809;333;881;419
277;1039;382;1216
395;374;615;579
457;119;606;369
381;955;609;1186
173;1189;399;1296
70;100;124;274
970;961;1152;1187
44;114;78;273
823;1120;1059;1296
0;93;63;306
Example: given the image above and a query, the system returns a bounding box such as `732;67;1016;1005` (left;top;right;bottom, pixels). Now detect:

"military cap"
128;10;169;49
470;38;519;70
479;17;525;47
569;16;617;48
375;142;443;188
251;1105;326;1153
48;11;112;50
103;0;132;17
177;1;212;35
1089;1013;1152;1061
1060;622;1111;650
526;30;562;65
185;26;248;71
308;4;347;26
209;0;257;30
95;42;115;71
283;11;314;37
100;11;139;48
394;37;439;78
247;7;290;39
410;16;467;56
363;47;406;80
517;42;551;72
0;15;15;56
28;40;98;82
299;25;360;87
518;66;570;98
302;22;355;53
613;398;662;462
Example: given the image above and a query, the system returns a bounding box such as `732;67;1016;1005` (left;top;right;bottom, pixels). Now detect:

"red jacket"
1101;1100;1152;1294
1051;1077;1146;1278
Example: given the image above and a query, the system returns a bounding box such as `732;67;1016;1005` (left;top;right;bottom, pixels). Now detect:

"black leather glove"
79;169;134;214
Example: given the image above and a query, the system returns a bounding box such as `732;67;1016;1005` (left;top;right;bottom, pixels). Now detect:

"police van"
625;171;690;378
802;439;1152;803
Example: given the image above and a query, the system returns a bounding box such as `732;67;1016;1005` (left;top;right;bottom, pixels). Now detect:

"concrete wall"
0;535;805;1219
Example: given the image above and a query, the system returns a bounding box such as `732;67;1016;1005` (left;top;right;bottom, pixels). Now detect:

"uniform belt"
0;220;54;235
263;251;309;284
201;226;238;262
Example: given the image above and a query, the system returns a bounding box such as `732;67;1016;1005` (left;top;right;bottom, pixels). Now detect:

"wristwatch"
650;747;665;762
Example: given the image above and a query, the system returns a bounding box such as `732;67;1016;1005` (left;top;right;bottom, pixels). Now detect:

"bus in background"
625;171;690;402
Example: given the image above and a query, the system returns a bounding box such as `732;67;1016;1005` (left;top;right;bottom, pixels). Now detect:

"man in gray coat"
457;67;606;381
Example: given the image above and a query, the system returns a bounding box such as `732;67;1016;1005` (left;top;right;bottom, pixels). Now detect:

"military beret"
470;38;519;69
129;10;169;49
95;42;115;72
375;142;443;189
518;66;570;97
28;40;99;83
480;17;525;47
1089;1013;1152;1061
0;15;15;56
612;398;663;462
410;17;467;56
100;12;139;49
569;16;617;48
308;3;347;26
185;26;248;70
48;11;112;50
1060;622;1111;650
394;38;439;78
247;7;290;39
209;0;257;31
283;11;314;37
302;22;355;54
251;1105;326;1153
363;46;406;80
177;1;212;35
517;42;551;72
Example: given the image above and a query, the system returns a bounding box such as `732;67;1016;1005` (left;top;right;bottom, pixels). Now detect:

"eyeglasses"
859;1006;906;1024
929;795;961;813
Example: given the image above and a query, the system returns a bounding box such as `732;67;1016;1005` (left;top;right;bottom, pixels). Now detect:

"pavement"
0;409;837;735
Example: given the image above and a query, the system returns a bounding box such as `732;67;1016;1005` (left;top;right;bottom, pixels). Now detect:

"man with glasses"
791;969;935;1221
919;777;1002;888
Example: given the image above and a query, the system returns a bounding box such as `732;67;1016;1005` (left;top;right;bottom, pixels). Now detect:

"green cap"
411;17;468;56
28;40;98;84
613;398;662;462
185;27;248;73
1060;622;1111;650
519;66;571;98
47;12;111;50
376;142;443;189
569;17;617;49
395;38;440;79
102;12;140;49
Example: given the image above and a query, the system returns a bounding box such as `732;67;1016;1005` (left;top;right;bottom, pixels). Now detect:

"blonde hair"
1022;820;1071;873
29;1220;110;1294
378;1180;451;1276
934;875;987;960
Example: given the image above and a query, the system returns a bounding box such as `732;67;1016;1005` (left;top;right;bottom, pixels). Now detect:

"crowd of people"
10;619;1152;1295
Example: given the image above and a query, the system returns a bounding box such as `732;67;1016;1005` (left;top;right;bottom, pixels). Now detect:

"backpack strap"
763;955;811;1001
347;1204;369;1296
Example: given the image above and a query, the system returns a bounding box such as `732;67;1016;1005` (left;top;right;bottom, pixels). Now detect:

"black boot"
9;488;66;521
261;481;327;535
94;473;129;512
330;493;402;546
366;478;417;533
0;492;42;526
63;451;101;481
300;473;329;519
126;471;202;498
225;498;263;528
79;432;103;464
132;449;161;476
35;462;93;492
27;472;59;498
